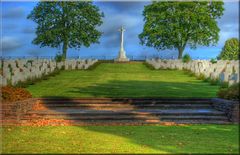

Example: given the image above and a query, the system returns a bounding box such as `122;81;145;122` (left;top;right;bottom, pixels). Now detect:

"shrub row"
217;83;239;100
1;86;32;102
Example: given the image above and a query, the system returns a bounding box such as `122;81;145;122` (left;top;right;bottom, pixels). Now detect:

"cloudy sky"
1;1;239;59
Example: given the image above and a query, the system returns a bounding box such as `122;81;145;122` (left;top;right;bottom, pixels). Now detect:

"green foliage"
54;52;65;62
182;54;191;63
7;79;11;86
203;77;211;83
217;83;239;100
27;1;104;59
183;69;195;77
220;82;229;88
15;61;19;68
8;64;13;75
163;60;168;64
210;78;220;85
218;38;240;60
210;58;217;64
139;1;224;59
196;73;206;80
189;72;196;77
27;60;33;65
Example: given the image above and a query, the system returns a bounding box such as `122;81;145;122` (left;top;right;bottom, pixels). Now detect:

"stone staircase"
19;98;231;125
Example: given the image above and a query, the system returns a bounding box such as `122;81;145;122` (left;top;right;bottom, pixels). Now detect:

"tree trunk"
177;47;184;59
62;39;68;60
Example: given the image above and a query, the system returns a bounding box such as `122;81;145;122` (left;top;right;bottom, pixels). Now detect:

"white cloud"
2;7;25;19
99;14;142;36
1;36;24;52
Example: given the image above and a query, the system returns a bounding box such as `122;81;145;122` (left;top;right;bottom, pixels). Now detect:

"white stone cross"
115;26;129;62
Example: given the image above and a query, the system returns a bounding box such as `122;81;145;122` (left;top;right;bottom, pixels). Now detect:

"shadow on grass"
66;80;219;98
39;80;218;98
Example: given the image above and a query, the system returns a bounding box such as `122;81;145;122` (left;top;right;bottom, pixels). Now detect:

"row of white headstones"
147;59;239;85
0;59;98;86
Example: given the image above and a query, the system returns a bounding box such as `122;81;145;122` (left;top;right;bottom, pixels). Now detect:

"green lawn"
27;62;219;98
1;125;239;154
3;63;238;154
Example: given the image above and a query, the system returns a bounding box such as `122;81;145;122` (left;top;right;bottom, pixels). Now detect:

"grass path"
27;62;219;98
2;125;239;154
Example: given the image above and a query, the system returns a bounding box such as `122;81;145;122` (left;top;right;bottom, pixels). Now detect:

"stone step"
22;115;228;121
38;99;212;105
19;119;231;125
167;120;231;124
39;98;211;102
26;109;226;116
39;103;213;109
6;98;230;125
160;116;228;121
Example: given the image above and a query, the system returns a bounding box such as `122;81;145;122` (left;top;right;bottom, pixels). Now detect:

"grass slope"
27;62;219;98
2;125;239;154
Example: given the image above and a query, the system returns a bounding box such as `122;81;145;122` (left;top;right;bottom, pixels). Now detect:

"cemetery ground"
2;62;239;154
27;62;219;98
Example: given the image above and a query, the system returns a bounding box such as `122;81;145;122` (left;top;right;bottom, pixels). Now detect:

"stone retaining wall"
0;59;98;86
211;98;239;123
146;59;239;85
2;98;38;122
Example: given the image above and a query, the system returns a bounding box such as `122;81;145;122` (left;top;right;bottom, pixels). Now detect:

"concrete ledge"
211;98;239;123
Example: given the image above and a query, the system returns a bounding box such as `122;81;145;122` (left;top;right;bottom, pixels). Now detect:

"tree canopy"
139;1;224;59
218;38;239;60
28;1;104;59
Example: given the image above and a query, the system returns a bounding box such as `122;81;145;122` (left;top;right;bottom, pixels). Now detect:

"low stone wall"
2;98;38;122
0;59;98;86
211;98;239;123
146;59;239;85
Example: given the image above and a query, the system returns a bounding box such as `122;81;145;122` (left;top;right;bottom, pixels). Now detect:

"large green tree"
28;1;104;59
139;1;224;59
218;38;239;60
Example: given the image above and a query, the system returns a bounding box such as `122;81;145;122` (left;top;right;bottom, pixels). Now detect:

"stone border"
211;98;239;123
